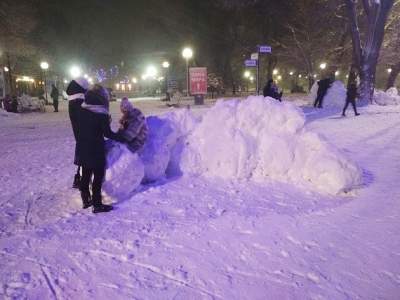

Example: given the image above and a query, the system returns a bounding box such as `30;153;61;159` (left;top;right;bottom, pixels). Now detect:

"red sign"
189;67;207;95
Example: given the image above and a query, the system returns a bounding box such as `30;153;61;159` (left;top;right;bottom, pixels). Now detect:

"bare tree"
345;0;394;103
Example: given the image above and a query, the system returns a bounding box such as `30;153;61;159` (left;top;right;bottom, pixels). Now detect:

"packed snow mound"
0;108;18;117
179;96;362;194
103;97;362;196
103;141;144;199
373;88;400;106
139;109;199;182
309;80;346;108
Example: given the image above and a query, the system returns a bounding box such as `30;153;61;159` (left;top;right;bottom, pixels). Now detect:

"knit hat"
82;85;110;114
120;97;134;112
66;77;89;96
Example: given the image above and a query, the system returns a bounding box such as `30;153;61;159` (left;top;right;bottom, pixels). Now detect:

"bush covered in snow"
373;87;400;106
309;80;346;108
104;96;362;197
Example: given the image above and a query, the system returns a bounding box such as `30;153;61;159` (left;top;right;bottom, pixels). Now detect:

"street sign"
259;45;272;53
251;53;259;60
189;67;207;95
245;59;257;67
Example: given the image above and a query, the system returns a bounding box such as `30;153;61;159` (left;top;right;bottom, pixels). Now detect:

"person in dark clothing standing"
77;84;126;213
342;83;360;117
66;78;89;188
263;79;282;101
50;84;59;112
314;78;332;108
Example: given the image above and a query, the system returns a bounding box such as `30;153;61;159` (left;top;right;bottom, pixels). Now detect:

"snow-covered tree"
345;0;395;103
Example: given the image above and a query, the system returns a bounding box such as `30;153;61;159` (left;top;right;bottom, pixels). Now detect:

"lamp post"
162;61;170;101
40;61;49;104
182;47;193;96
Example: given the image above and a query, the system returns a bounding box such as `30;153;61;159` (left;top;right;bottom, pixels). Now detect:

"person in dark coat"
77;84;126;213
66;78;89;188
314;78;332;108
263;79;282;101
342;83;360;117
50;84;59;112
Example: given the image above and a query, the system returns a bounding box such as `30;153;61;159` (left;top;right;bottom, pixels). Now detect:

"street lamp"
4;66;9;72
182;47;193;96
244;71;251;78
387;68;393;73
69;65;82;78
40;61;49;104
320;62;327;70
335;70;340;76
273;69;279;75
162;61;170;101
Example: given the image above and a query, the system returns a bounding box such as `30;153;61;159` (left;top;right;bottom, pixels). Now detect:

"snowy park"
1;90;400;299
2;0;400;299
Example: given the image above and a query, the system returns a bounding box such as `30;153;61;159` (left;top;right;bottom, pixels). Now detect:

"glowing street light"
146;65;158;78
273;69;279;75
40;61;49;70
277;75;282;80
162;61;170;69
298;74;302;78
69;65;82;79
244;71;251;78
3;66;9;72
319;62;327;70
40;61;50;104
387;68;393;73
289;71;294;76
84;74;89;79
132;77;138;84
335;70;340;76
182;47;193;96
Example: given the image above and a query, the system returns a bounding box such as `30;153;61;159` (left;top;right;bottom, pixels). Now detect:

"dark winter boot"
73;167;81;189
93;204;113;214
92;194;113;213
80;191;93;209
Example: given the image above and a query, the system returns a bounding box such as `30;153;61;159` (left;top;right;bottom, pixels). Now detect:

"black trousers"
342;98;358;115
314;92;326;107
53;99;59;112
80;166;105;206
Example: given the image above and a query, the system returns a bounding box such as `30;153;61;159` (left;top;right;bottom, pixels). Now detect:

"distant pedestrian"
77;84;126;213
263;79;282;101
342;83;360;117
314;78;332;108
66;78;89;189
118;97;148;153
50;84;59;112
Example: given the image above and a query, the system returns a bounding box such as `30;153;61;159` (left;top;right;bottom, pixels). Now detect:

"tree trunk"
6;53;15;96
386;62;400;90
359;63;376;105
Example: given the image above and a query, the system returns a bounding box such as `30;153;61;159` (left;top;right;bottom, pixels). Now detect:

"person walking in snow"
263;79;282;101
77;84;126;213
50;84;59;112
314;77;332;108
342;83;360;117
117;97;148;153
66;78;89;189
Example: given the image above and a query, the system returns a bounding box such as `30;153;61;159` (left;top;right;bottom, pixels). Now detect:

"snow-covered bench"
17;95;46;113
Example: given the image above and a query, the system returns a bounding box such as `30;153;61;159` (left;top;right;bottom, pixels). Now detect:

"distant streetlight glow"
273;69;278;75
40;61;49;70
313;74;317;78
320;62;327;70
132;77;138;83
387;68;393;73
182;47;193;59
289;71;294;76
244;71;251;78
162;61;170;68
70;66;82;78
4;66;9;72
298;74;302;78
335;70;340;76
84;74;89;79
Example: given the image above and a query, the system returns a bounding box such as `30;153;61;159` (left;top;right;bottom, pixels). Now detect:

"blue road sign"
245;59;257;67
259;45;272;53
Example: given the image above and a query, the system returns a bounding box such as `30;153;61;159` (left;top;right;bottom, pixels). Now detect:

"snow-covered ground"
1;97;400;299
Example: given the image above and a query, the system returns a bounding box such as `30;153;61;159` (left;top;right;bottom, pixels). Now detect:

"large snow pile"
373;87;400;106
104;97;362;197
309;80;346;108
103;142;144;199
178;96;362;194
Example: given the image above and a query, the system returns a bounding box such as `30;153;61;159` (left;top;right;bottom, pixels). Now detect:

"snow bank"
103;142;144;199
373;88;400;105
0;108;18;117
309;80;346;108
104;97;362;197
179;96;362;194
